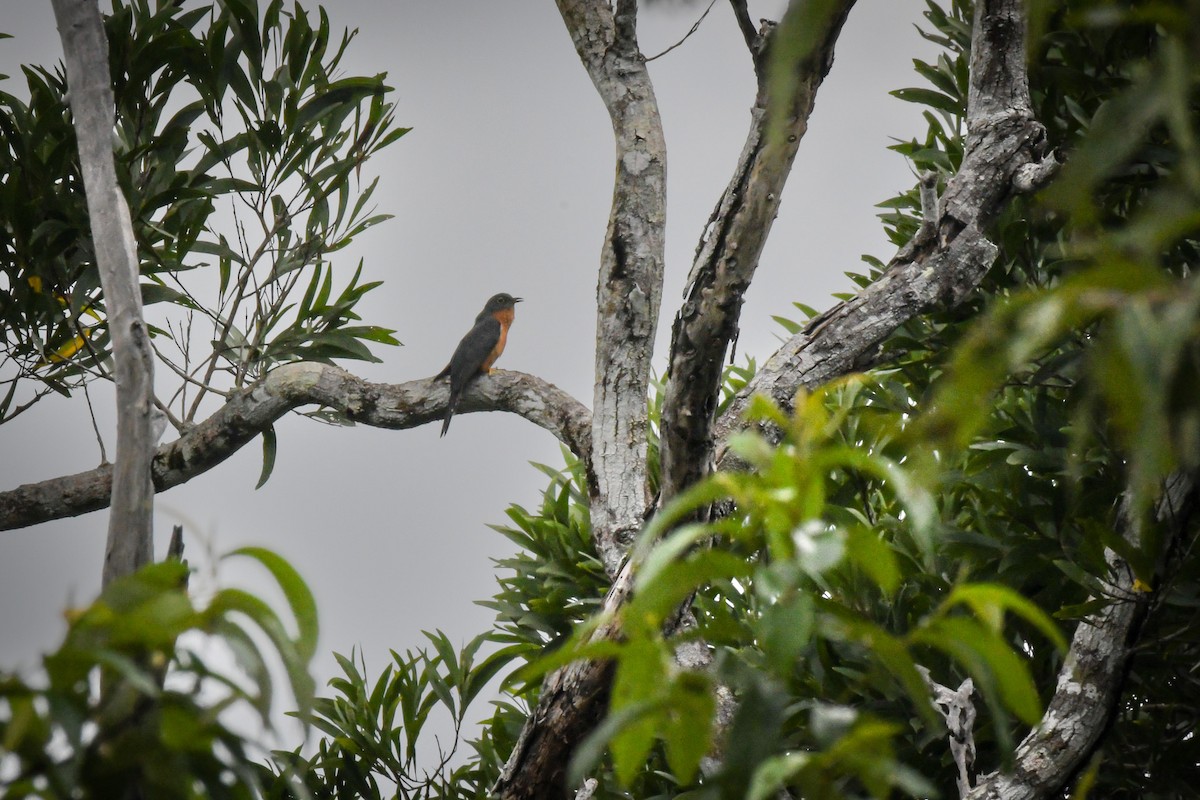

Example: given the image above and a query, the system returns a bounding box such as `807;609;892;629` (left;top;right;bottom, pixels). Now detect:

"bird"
436;292;522;436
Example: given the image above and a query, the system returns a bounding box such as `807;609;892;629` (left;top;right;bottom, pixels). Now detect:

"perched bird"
436;293;522;436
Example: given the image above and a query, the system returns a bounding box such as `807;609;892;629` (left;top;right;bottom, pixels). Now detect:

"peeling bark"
51;0;157;586
658;0;855;507
712;0;1056;456
0;363;591;532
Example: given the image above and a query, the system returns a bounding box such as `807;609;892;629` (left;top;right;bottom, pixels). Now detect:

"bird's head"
483;293;523;313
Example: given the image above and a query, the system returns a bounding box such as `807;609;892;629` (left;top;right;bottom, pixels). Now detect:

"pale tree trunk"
556;0;667;576
50;0;157;586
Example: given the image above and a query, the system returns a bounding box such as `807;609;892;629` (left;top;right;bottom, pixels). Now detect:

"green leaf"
223;547;319;665
846;525;900;594
914;616;1042;727
662;672;715;784
748;752;811;800
255;425;277;489
890;86;963;114
944;582;1068;652
567;700;659;788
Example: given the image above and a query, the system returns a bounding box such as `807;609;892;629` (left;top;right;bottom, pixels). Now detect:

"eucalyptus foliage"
0;0;404;426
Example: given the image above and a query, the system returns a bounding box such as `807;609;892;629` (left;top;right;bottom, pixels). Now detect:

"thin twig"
81;379;109;465
645;0;719;62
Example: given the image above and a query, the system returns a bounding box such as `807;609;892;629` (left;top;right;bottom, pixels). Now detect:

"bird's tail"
440;392;457;437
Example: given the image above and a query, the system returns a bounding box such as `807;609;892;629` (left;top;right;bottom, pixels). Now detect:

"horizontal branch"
0;363;591;532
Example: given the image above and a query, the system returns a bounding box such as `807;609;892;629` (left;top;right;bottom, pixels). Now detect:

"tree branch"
967;471;1198;799
729;0;760;65
490;1;1063;796
712;0;1056;455
51;0;157;585
554;0;668;578
658;0;855;507
0;363;591;532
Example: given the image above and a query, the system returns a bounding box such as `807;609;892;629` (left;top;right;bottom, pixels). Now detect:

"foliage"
0;547;318;800
5;0;1200;798
545;1;1200;796
0;0;405;427
262;2;1200;797
263;633;519;800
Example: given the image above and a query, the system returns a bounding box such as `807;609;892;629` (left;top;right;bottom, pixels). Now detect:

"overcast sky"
0;0;937;748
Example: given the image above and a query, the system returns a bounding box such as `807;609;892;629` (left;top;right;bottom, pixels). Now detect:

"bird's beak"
514;297;524;303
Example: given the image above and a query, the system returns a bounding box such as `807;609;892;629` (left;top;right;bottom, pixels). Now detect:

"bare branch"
658;0;855;508
51;0;157;586
645;0;718;62
0;363;591;532
968;471;1197;800
920;666;977;798
554;0;667;577
729;0;759;60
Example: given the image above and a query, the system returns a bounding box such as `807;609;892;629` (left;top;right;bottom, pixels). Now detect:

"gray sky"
0;0;936;747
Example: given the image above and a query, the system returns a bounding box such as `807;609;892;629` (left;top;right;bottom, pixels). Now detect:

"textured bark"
493;3;667;795
967;472;1197;799
51;0;158;586
494;569;633;799
0;364;591;532
556;0;667;578
712;0;1055;456
658;0;855;507
494;2;1057;796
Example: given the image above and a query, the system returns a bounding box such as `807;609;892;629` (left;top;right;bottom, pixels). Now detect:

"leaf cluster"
0;547;318;800
0;0;405;426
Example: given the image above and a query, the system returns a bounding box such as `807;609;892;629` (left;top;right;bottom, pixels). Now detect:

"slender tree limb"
967;471;1197;800
0;363;591;532
919;667;977;799
554;0;668;578
712;0;1057;456
658;0;855;507
729;0;761;66
51;0;157;586
645;0;718;62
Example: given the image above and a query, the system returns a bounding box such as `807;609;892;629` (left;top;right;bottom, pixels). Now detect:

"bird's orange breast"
481;307;515;373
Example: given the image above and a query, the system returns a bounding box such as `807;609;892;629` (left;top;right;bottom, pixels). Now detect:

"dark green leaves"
0;1;406;427
0;549;318;800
